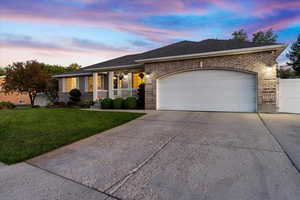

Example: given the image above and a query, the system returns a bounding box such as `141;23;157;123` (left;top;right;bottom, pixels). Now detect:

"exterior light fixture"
145;72;151;78
123;73;128;79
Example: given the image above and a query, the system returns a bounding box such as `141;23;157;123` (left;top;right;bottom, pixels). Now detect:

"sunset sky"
1;0;300;67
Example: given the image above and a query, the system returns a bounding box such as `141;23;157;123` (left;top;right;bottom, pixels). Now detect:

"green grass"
0;108;144;164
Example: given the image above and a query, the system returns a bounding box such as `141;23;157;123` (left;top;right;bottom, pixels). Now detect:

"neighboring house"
54;39;287;113
0;76;31;105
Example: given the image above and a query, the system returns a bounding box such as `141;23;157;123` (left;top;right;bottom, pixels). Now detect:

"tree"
231;29;248;42
287;34;300;73
252;29;277;43
40;63;80;75
0;68;6;76
2;61;50;106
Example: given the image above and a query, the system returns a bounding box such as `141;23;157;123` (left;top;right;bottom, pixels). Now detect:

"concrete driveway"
1;111;300;200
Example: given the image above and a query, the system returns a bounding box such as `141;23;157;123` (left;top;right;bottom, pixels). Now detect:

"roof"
54;39;285;77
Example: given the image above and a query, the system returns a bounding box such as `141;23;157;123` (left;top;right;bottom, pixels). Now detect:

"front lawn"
0;108;144;164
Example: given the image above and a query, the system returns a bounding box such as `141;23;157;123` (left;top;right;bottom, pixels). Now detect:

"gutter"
135;44;288;64
85;64;143;71
52;72;92;78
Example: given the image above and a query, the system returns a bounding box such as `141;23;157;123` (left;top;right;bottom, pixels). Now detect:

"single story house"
54;39;287;113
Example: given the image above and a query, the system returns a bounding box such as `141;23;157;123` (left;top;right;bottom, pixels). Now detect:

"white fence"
279;79;300;113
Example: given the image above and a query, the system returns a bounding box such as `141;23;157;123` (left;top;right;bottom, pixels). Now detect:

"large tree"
287;34;300;73
252;29;277;43
2;61;50;106
231;29;248;42
40;63;81;75
0;68;6;76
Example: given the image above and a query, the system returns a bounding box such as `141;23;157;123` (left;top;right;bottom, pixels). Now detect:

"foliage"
101;98;113;109
45;79;58;102
0;108;144;164
137;83;145;109
287;34;300;73
113;98;124;109
0;101;15;109
124;97;137;109
0;68;6;76
231;29;248;42
40;62;81;75
2;61;50;106
68;88;81;105
81;100;95;108
277;68;298;79
252;29;277;43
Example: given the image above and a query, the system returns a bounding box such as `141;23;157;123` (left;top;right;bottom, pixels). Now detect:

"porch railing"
113;88;138;98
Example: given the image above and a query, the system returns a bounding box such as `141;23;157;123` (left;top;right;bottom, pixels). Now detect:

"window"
132;73;145;88
64;77;77;92
86;75;104;92
87;76;93;92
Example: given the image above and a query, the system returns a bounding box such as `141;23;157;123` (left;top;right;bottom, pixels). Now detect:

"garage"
157;70;257;112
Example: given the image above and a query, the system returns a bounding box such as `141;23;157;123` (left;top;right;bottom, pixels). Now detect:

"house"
54;39;287;113
0;76;31;105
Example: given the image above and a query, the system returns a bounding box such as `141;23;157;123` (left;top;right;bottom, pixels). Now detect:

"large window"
64;77;77;92
86;75;104;92
132;73;145;88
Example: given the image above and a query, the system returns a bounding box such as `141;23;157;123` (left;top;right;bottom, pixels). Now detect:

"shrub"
124;97;137;109
113;98;124;109
69;89;81;104
101;98;113;109
0;101;16;109
81;100;95;108
32;105;40;108
47;101;66;108
137;83;145;109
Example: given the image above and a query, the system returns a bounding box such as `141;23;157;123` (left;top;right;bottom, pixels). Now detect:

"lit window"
132;73;145;88
87;75;103;92
64;77;77;92
87;76;93;92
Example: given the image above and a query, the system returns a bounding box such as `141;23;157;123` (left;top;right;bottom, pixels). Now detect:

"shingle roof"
56;39;282;77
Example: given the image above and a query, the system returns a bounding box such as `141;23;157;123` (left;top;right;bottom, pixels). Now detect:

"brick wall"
0;77;31;105
144;49;285;113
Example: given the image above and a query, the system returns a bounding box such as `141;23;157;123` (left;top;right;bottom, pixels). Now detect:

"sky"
0;0;300;67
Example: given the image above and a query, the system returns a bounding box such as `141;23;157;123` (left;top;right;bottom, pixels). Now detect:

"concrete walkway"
1;111;300;200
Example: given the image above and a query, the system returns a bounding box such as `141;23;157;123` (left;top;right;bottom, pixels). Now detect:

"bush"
32;105;40;108
137;83;145;109
0;101;16;109
124;97;137;109
47;101;66;108
113;98;124;109
69;89;81;104
101;98;113;109
81;100;95;108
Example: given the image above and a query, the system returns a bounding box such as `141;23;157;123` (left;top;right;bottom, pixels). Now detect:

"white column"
108;71;114;98
62;78;65;93
128;72;132;96
93;72;98;101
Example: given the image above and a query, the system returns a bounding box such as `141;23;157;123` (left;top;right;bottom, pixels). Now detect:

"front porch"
91;70;145;101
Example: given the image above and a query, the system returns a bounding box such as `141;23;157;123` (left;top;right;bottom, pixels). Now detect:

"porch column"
108;71;114;98
128;72;132;96
93;72;98;101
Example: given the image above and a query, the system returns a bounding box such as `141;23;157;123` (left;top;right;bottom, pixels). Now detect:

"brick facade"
144;49;285;113
0;77;31;105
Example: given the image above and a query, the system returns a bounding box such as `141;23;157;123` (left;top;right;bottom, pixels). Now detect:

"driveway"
1;111;300;200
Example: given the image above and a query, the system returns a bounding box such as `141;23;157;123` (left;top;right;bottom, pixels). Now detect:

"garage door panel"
157;70;256;112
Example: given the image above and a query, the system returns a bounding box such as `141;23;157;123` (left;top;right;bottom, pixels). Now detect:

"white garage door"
157;70;256;112
279;79;300;113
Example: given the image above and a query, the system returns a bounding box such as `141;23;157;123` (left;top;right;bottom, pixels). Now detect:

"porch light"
145;72;151;78
123;73;128;79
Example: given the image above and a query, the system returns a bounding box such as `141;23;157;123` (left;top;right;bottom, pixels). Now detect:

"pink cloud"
252;0;300;16
259;15;300;31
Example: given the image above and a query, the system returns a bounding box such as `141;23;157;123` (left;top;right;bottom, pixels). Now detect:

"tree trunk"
28;93;36;106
